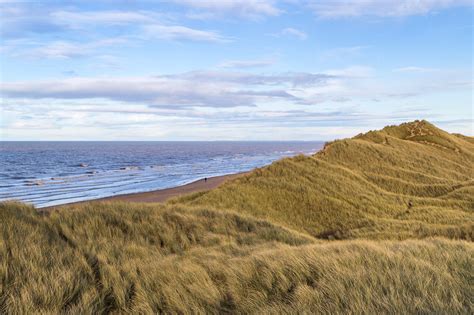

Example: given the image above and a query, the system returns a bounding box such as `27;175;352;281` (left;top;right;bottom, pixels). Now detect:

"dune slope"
176;120;474;240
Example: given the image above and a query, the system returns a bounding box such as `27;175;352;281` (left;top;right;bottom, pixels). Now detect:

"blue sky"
0;0;472;140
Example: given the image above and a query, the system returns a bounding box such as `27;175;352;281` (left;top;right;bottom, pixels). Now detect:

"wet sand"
44;172;246;211
98;172;246;203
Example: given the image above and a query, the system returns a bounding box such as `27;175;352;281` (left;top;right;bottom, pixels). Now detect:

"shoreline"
44;172;247;211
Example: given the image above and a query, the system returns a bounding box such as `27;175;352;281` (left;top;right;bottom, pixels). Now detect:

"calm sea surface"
0;141;323;208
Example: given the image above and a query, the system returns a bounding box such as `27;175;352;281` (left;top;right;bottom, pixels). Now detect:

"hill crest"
351;120;473;154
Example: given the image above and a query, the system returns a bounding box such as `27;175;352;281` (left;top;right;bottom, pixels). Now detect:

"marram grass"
176;120;473;240
1;120;473;314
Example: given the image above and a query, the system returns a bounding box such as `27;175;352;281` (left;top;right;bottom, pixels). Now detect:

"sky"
0;0;472;141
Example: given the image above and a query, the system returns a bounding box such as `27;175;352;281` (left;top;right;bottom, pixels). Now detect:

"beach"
44;172;247;211
97;172;246;203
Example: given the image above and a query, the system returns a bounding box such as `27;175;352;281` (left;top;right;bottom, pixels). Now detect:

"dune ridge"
175;120;473;240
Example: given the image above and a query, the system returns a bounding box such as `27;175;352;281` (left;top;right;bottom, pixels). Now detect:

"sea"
0;141;323;208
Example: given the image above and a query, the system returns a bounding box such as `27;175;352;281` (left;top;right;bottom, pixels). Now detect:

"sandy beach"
44;172;247;211
98;172;246;203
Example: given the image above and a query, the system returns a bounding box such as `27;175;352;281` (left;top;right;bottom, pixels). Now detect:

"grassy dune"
176;120;474;240
1;120;473;313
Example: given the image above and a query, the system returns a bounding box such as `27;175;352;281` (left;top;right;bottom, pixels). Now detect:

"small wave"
24;180;44;186
150;165;165;170
120;166;140;171
10;176;35;180
282;150;295;154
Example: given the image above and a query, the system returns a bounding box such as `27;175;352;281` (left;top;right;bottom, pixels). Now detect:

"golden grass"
1;202;473;314
1;120;473;313
175;120;473;240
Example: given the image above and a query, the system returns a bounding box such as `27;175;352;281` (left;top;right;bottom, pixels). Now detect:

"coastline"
97;172;247;203
4;142;323;211
44;172;247;211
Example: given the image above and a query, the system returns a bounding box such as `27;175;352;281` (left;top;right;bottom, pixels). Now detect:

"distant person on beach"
204;177;207;182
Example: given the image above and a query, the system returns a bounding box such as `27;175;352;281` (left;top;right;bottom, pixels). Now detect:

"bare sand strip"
44;172;247;211
98;172;246;203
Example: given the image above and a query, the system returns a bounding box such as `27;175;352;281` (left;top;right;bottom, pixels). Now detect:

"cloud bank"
1;71;338;109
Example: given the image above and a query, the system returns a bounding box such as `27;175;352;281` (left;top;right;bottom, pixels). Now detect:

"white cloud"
2;67;469;111
173;0;282;19
325;66;375;77
50;10;159;27
167;71;334;86
279;27;307;40
0;7;231;60
30;41;88;59
2;67;471;140
26;38;128;59
308;0;473;18
143;25;229;42
393;66;439;73
218;58;276;69
0;72;329;108
1;7;230;48
2;96;442;140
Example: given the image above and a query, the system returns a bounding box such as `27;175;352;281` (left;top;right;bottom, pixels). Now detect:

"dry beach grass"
176;120;474;240
1;120;473;313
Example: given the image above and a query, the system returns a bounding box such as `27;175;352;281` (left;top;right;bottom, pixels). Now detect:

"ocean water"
0;141;323;208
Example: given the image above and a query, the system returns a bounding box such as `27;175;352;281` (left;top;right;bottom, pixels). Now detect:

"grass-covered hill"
1;120;473;314
176;120;474;240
